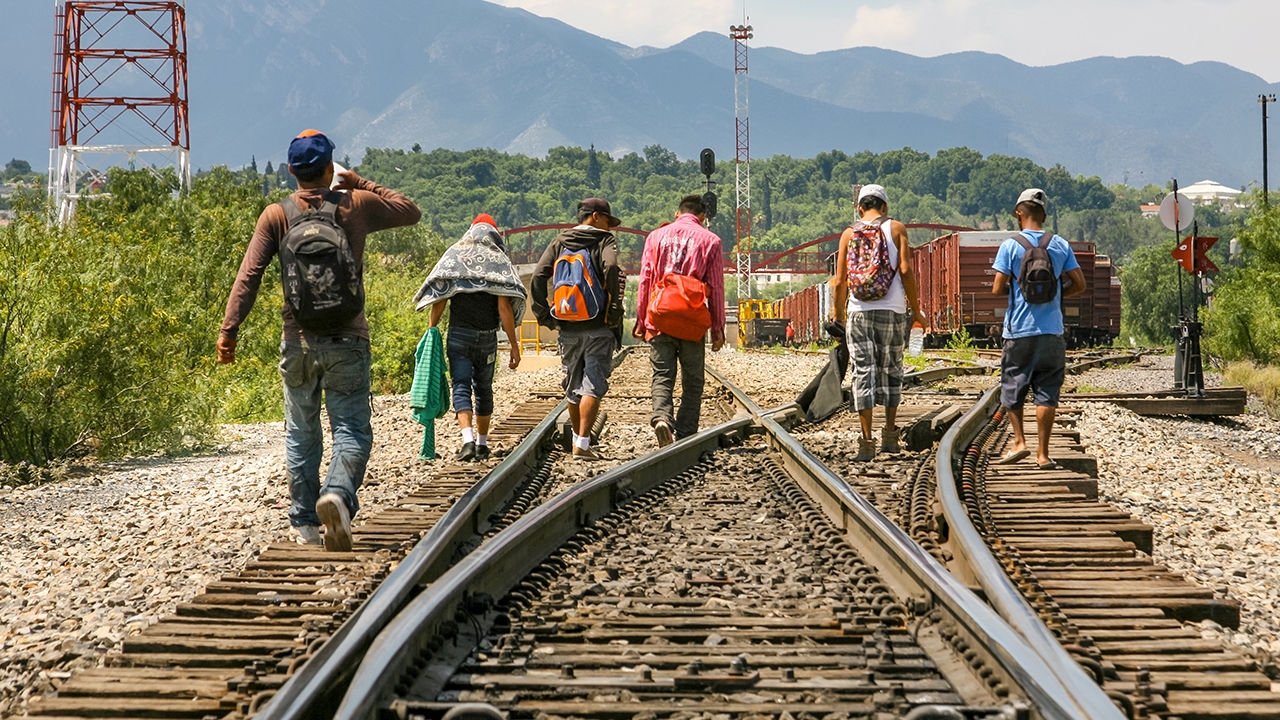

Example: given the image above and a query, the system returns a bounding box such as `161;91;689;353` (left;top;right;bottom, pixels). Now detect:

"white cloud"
844;5;918;46
490;0;1280;82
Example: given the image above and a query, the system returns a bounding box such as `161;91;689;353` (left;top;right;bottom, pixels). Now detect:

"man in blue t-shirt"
990;188;1087;469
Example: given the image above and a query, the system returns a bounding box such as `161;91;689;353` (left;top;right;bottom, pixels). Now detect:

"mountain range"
1;0;1276;187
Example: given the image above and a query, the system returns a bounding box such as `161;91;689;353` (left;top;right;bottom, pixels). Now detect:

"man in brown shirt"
217;130;421;551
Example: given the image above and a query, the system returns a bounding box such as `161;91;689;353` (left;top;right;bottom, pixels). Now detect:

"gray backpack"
279;193;364;332
1013;232;1057;304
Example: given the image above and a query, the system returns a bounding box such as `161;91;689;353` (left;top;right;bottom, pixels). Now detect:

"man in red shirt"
633;194;726;446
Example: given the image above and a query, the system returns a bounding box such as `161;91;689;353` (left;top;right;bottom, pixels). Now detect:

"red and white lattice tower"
730;22;753;300
48;1;190;222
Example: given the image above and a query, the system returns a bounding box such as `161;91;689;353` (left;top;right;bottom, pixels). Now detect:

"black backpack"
1013;232;1058;304
279;193;364;332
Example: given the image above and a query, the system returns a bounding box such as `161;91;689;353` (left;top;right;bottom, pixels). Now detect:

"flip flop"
1038;460;1060;470
993;449;1030;464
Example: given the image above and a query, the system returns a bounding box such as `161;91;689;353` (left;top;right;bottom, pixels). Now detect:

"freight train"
767;230;1121;348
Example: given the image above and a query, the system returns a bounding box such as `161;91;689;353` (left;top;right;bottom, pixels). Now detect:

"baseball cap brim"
1016;188;1048;208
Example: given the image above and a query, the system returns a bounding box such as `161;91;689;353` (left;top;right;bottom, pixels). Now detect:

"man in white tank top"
831;184;926;462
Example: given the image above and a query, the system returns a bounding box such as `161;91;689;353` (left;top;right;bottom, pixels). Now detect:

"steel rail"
334;370;1107;720
256;348;637;720
332;414;755;720
713;367;1100;720
254;398;569;720
935;388;1125;719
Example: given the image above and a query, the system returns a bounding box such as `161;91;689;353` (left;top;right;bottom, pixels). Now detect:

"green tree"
586;144;601;189
1120;239;1187;344
3;159;33;180
1205;197;1280;363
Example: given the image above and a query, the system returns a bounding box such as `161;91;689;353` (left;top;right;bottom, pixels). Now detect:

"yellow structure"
737;298;777;346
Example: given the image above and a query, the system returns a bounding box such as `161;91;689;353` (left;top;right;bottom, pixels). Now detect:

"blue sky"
495;0;1280;82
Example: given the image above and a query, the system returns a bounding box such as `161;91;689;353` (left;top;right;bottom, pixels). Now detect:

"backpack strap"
279;196;303;228
318;190;341;222
1011;231;1034;250
280;191;342;228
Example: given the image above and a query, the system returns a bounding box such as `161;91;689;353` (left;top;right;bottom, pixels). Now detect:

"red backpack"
846;217;897;302
648;273;712;341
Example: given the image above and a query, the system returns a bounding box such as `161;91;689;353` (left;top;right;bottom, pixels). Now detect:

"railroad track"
321;373;1115;720
789;353;1273;718
937;389;1280;719
29;347;1229;720
24;348;742;720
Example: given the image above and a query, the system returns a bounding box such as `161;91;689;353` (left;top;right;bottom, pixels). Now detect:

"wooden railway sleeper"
973;420;1090;649
956;411;1280;718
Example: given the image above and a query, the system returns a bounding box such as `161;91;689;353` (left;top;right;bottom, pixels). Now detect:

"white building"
1178;180;1244;206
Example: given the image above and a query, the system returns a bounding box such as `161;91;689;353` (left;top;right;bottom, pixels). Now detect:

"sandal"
1037;460;1060;470
993;449;1030;465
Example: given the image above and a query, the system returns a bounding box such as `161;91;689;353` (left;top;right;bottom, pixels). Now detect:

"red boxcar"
912;231;1006;345
1063;240;1096;341
914;231;1119;348
769;232;1120;349
1108;260;1122;342
773;282;834;346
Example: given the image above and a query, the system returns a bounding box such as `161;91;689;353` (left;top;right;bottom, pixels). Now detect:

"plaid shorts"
846;310;909;412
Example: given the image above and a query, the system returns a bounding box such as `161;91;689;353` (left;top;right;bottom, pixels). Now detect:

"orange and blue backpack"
551;247;606;322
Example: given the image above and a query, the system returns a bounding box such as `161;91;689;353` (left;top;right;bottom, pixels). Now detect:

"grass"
1223;362;1280;417
903;354;929;371
1075;383;1113;394
945;326;978;363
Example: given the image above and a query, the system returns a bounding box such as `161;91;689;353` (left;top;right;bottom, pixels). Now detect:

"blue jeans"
447;327;498;416
280;335;372;527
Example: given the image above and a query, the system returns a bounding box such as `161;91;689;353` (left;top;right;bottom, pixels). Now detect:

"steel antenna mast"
730;21;753;299
48;0;191;224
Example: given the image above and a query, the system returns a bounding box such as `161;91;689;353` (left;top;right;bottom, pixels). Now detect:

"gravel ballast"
1073;359;1280;664
0;360;563;716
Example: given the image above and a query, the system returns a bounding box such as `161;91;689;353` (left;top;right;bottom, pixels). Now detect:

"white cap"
1016;187;1047;209
857;183;888;204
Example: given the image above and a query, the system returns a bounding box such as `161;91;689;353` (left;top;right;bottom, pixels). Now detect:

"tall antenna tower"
730;21;753;299
49;1;190;223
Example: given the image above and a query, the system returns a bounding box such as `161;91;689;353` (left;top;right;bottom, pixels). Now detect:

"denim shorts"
447;326;498;416
558;326;615;404
1000;334;1067;409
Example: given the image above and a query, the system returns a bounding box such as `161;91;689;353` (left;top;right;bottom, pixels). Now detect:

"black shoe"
475;444;491;461
456;442;477;462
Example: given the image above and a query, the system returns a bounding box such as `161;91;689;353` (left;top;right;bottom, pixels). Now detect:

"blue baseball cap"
287;129;335;175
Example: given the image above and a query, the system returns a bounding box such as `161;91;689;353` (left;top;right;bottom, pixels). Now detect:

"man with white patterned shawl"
414;214;527;462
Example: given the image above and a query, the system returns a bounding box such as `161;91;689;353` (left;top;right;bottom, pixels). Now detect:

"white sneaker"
316;493;353;552
295;525;322;546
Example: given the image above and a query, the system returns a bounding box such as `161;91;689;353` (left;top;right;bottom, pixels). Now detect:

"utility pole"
730;22;753;300
1261;94;1276;206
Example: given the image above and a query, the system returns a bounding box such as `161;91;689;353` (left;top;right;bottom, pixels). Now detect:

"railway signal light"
700;148;717;219
1171;236;1218;274
700;148;716;177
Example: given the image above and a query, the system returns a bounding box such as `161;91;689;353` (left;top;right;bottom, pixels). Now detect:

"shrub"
1204;266;1280;364
1205;199;1280;364
0;167;443;466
